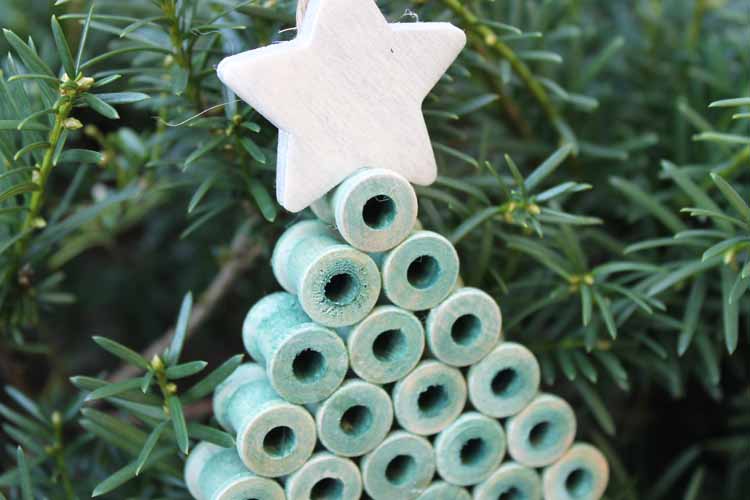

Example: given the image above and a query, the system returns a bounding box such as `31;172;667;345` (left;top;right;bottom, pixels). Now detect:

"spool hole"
293;349;327;384
565;468;594;498
362;195;396;230
310;477;344;500
529;421;552;449
460;437;488;466
498;487;523;500
491;368;518;396
407;255;440;289
324;273;359;305
339;404;373;437
263;426;296;458
417;384;449;417
372;329;407;362
451;314;482;346
385;454;416;486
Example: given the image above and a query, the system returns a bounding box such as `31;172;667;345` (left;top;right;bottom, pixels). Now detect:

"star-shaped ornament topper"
217;0;466;212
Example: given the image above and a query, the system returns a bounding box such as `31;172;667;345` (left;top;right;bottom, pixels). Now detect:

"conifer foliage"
0;0;748;498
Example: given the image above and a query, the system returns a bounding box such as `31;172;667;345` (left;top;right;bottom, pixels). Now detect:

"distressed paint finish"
467;342;540;418
392;360;467;436
380;230;460;311
473;462;542;500
184;442;285;500
272;219;381;327
416;481;471;500
284;452;363;499
309;379;393;457
216;0;466;212
361;430;436;499
212;363;316;477
327;168;418;252
542;443;609;500
426;287;502;367
434;412;506;486
242;292;347;404
506;394;577;468
338;305;424;384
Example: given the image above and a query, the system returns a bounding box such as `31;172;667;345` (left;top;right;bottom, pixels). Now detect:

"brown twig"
110;220;264;382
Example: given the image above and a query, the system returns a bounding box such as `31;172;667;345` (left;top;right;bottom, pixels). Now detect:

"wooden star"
217;0;466;212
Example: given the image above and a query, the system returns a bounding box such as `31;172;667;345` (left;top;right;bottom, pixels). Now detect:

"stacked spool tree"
184;169;609;500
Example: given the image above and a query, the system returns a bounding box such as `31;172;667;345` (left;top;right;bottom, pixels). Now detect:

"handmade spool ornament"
425;287;502;367
308;378;393;457
184;442;285;500
392;359;467;436
311;168;419;252
417;481;471;500
542;443;609;500
360;430;436;499
285;451;363;499
272;219;381;327
434;412;506;486
379;230;460;311
506;394;577;468
467;342;540;418
242;291;348;404
338;304;424;384
473;462;543;500
212;363;316;477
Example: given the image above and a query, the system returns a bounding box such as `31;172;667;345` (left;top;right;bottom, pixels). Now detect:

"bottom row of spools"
184;361;609;500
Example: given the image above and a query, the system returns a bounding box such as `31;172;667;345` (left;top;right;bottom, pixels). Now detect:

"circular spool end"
285;452;363;500
426;287;502;367
467;342;540;418
271;220;330;294
185;442;222;500
434;412;506;486
211;475;285;500
506;394;577;468
346;305;424;384
315;379;393;457
381;231;459;311
236;401;316;477
392;360;467;436
331;168;418;252
542;443;609;500
361;431;435;499
299;243;381;327
473;462;543;500
416;481;471;500
268;323;348;404
212;363;265;431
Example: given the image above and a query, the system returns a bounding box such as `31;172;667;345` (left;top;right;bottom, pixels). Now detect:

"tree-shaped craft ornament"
185;0;610;498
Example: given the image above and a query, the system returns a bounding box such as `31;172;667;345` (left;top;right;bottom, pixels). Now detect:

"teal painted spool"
472;462;542;500
506;393;576;468
392;360;467;436
417;481;471;500
380;230;459;311
184;442;285;500
272;220;381;327
434;412;506;486
284;451;363;499
542;443;609;500
339;305;424;384
361;430;436;499
212;363;316;477
242;292;348;404
309;379;393;457
425;287;502;367
467;342;540;418
311;168;418;252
